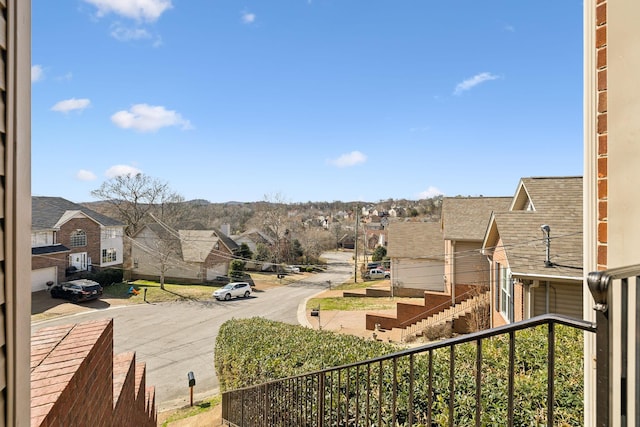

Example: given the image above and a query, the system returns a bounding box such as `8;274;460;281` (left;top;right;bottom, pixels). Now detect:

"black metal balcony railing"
221;264;640;427
587;263;640;427
222;314;594;427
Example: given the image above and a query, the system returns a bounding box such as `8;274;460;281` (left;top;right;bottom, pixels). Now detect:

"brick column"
595;0;608;270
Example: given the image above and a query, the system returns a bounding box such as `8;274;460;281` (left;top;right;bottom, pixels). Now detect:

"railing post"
547;322;555;426
318;372;325;427
587;270;611;427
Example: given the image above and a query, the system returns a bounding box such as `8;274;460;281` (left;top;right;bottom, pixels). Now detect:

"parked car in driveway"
363;268;390;280
50;279;103;303
213;282;252;301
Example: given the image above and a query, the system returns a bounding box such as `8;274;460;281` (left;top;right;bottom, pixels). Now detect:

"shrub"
214;318;397;391
86;268;123;286
216;320;584;425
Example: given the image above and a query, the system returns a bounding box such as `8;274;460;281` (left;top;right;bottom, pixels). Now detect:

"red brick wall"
31;320;157;427
58;217;102;268
366;284;480;330
596;0;608;269
31;320;114;426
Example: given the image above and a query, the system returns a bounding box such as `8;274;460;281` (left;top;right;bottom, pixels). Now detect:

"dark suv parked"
50;279;103;303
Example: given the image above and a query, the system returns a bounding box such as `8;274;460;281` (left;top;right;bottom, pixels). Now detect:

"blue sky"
32;1;584;204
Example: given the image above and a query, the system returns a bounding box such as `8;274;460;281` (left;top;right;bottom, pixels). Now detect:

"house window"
102;248;117;263
31;231;54;247
499;265;513;322
70;230;87;247
101;228;117;239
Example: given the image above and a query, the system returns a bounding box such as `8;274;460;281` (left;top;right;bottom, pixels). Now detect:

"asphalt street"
31;251;354;411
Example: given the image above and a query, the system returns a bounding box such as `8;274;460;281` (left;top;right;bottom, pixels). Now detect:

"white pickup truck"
364;268;390;280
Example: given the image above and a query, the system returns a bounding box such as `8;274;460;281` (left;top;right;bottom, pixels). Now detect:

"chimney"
220;224;231;236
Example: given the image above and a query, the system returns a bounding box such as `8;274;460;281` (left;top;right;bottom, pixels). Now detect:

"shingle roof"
511;176;582;212
441;197;512;241
485;176;583;279
32;244;70;255
387;221;443;260
32;197;124;230
490;211;583;278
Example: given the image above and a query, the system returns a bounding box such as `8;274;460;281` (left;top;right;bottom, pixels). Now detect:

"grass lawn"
306;296;418;311
157;395;222;426
103;281;216;303
102;271;317;303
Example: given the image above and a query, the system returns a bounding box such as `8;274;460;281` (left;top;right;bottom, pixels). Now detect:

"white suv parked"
213;282;252;301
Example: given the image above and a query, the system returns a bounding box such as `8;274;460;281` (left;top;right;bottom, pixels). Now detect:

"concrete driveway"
31;251;354;411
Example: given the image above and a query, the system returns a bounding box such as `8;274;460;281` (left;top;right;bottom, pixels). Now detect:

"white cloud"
32;65;44;82
105;164;143;178
241;11;256;24
110;23;152;41
504;24;515;32
83;0;172;22
76;169;97;181
329;151;367;167
56;72;73;82
51;98;91;113
111;104;192;132
417;186;444;199
453;72;499;95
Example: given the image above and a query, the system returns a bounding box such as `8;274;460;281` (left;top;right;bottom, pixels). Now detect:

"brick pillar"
596;0;608;270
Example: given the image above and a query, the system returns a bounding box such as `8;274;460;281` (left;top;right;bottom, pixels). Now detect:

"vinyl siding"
532;281;583;319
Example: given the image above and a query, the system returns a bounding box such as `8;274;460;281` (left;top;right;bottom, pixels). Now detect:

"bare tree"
132;222;181;290
259;193;291;266
91;173;182;237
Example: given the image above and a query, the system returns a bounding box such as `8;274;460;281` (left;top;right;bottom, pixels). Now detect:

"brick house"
130;223;239;283
31;197;125;292
482;177;583;328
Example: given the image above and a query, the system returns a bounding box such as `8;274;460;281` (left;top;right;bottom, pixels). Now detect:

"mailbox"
187;371;196;387
310;308;320;317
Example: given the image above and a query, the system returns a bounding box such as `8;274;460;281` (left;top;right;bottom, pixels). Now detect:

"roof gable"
32;197;124;230
510;177;582;212
483;176;583;279
179;230;219;263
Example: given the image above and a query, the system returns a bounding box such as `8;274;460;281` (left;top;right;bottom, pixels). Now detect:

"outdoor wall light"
540;225;552;267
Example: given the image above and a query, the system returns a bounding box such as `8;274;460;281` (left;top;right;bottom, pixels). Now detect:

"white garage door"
32;267;56;292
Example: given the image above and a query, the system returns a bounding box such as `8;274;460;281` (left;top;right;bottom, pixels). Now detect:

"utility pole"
354;206;359;283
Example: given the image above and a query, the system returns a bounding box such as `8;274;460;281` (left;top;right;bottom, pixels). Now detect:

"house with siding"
386;221;444;297
231;228;274;254
440;197;512;299
131;223;239;283
31;197;125;292
482;177;583;327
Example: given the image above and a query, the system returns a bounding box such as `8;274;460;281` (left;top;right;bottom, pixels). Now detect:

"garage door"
31;267;56;292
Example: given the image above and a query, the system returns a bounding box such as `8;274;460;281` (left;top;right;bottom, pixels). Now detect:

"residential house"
366;200;507;332
131;224;239;283
31;197;125;292
440;196;511;299
386;221;444;297
232;228;274;254
482;177;583;327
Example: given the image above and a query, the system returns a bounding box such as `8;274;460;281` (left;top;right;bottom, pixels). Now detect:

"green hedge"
215;320;584;425
214;317;397;391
